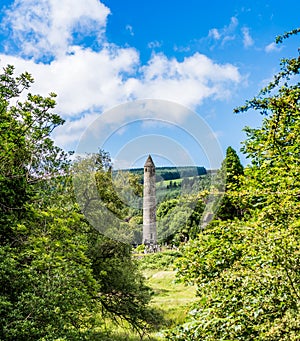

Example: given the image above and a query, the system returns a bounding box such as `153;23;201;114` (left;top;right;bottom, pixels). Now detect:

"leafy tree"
87;233;161;336
166;29;300;340
157;198;179;219
0;65;159;340
157;194;205;244
0;65;69;243
72;150;162;334
72;150;143;244
216;146;244;220
220;146;243;187
0;65;99;340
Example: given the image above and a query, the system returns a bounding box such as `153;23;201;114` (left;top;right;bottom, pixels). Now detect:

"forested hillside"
127;166;207;182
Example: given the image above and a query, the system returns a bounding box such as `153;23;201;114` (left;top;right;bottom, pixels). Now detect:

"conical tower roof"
144;155;155;167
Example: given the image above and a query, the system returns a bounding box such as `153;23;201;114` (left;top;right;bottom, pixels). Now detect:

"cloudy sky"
0;0;299;168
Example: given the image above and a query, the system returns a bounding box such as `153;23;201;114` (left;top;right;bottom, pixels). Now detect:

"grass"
157;178;183;187
144;269;197;328
95;251;197;340
157;175;206;189
87;313;164;341
94;323;164;341
137;251;197;329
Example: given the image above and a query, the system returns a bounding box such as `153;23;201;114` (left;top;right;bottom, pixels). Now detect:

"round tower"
143;155;157;245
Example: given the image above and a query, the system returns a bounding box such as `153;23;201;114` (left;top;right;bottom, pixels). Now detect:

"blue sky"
0;0;299;169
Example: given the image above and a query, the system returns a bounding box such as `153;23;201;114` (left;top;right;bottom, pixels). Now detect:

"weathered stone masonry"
143;155;157;245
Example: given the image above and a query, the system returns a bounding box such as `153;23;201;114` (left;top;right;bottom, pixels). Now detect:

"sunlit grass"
86;315;164;341
100;269;197;340
144;269;197;328
91;252;197;340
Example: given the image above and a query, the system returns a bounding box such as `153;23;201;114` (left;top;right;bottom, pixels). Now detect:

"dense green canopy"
165;29;300;341
0;65;158;340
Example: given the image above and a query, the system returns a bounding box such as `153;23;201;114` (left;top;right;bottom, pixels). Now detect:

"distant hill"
122;166;207;182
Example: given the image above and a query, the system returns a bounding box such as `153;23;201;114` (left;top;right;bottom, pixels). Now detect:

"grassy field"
103;252;197;340
110;268;197;340
156;174;207;189
137;252;197;339
144;269;197;328
157;178;183;187
98;269;196;341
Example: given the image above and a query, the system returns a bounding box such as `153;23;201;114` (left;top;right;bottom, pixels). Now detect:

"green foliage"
0;65;87;340
0;65;69;243
87;233;160;333
157;198;179;219
1;158;98;339
72;151;144;244
166;218;300;340
0;205;99;340
216;146;244;220
0;65;160;340
138;250;182;271
128;166;206;182
135;243;146;253
220;146;244;187
166;30;300;340
157;193;206;244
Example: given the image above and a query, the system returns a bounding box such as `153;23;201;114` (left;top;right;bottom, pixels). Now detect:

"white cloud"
52;112;100;147
3;0;110;59
173;44;191;52
228;17;239;30
241;27;254;48
131;53;241;106
1;1;244;150
209;19;255;50
148;40;162;49
0;44;140;116
208;28;221;40
265;42;282;53
221;35;236;46
126;25;134;36
208;16;239;47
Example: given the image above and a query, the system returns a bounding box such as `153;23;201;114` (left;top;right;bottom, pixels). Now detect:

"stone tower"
143;155;157;245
